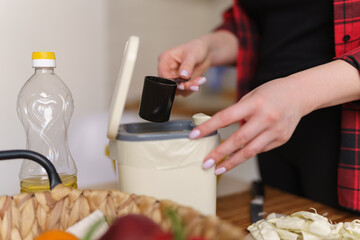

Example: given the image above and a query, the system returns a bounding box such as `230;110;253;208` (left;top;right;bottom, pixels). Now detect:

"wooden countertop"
216;186;359;238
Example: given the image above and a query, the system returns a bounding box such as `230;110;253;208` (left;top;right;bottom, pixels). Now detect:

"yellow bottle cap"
32;52;56;60
32;52;56;68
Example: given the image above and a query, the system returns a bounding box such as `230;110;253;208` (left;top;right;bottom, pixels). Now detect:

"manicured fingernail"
177;84;185;90
203;159;215;169
180;70;189;77
215;167;227;175
190;86;199;92
189;129;200;139
197;77;207;85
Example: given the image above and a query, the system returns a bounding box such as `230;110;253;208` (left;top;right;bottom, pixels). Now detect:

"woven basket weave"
0;184;243;240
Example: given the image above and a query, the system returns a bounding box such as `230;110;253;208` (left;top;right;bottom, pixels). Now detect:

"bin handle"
0;150;62;190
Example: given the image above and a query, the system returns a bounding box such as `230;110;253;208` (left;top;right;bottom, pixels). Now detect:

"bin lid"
107;36;140;140
116;120;217;141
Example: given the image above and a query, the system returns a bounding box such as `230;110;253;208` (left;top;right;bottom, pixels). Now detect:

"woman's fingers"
158;49;208;93
213;131;277;174
202;118;267;170
189;102;254;140
158;38;211;96
178;54;196;79
177;76;207;92
189;77;305;175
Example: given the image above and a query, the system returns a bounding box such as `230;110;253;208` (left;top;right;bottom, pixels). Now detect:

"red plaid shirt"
218;0;360;211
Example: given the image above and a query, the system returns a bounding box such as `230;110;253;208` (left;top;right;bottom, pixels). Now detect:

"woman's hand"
190;78;305;175
158;38;210;96
190;60;360;175
158;31;238;96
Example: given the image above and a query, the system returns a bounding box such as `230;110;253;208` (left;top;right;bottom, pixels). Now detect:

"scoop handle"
0;150;62;190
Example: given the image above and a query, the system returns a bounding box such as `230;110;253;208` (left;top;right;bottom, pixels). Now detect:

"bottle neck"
35;67;54;74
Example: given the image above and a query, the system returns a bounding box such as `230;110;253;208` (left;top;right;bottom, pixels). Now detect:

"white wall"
0;0;109;194
0;0;258;196
106;0;232;102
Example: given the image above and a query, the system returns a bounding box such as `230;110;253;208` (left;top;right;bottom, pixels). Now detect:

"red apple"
99;214;172;240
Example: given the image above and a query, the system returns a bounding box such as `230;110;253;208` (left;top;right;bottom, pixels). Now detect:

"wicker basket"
0;150;244;240
0;184;244;240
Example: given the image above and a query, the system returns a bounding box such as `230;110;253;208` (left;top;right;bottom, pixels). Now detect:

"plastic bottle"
17;52;77;193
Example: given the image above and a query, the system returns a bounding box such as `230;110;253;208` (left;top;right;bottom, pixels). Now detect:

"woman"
157;0;360;211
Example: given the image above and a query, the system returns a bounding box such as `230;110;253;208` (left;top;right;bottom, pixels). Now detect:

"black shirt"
238;0;341;207
240;0;335;88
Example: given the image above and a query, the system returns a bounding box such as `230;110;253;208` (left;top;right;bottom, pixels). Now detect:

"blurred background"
0;0;259;196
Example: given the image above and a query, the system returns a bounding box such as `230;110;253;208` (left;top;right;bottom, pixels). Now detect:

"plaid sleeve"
334;0;360;211
214;1;258;99
215;7;237;34
333;0;360;69
337;50;360;69
338;102;360;210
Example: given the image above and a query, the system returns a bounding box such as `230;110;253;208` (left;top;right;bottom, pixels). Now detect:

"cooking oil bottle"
17;52;77;193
